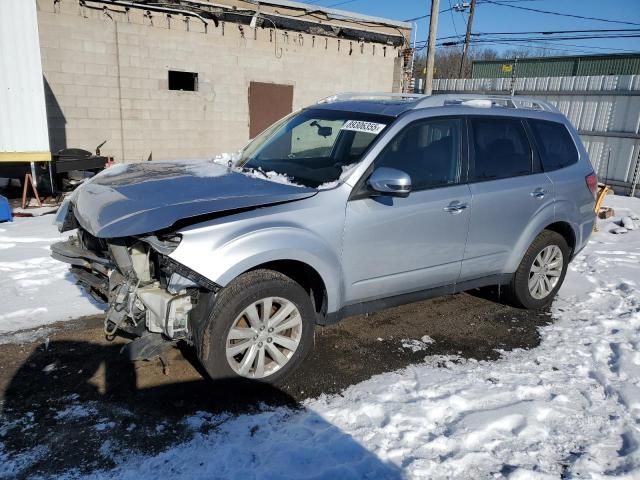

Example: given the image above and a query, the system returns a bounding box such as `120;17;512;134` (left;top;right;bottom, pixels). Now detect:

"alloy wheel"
528;245;564;300
225;297;303;378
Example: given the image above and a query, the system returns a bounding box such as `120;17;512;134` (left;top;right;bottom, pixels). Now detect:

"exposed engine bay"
51;228;217;342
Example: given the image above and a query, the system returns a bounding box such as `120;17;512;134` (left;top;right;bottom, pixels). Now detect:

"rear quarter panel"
546;119;596;255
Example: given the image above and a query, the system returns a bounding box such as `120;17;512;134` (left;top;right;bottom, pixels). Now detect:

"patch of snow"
95;422;116;432
612;226;629;234
401;335;435;353
0;215;104;336
0;445;48;479
41;363;56;373
212;151;241;166
622;216;637;230
55;404;98;421
188;154;305;188
0;326;53;346
317;163;359;190
260;170;304;187
11;206;59;217
94;163;129;178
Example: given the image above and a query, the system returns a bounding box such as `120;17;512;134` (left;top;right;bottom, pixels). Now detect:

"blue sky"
304;0;640;56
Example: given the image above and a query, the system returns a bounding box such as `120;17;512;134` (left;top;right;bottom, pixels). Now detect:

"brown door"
248;82;294;138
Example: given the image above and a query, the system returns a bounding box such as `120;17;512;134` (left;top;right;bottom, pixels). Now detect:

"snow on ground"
0;215;104;336
401;335;436;353
2;195;640;479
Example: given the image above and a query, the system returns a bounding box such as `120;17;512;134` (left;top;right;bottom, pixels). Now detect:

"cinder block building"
35;0;411;162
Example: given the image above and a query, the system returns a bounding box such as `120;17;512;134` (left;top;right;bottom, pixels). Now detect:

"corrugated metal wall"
472;54;640;79
0;0;50;159
433;75;640;196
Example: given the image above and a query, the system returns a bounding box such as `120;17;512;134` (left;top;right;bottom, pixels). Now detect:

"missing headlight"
159;255;219;292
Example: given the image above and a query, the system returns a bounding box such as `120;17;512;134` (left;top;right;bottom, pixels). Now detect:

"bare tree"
413;45;559;82
413;46;500;80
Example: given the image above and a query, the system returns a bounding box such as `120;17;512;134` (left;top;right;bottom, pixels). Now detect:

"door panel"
343;184;472;303
461;115;554;280
461;173;554;279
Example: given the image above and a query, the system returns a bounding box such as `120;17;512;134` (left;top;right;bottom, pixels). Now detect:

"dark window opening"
470;117;533;181
168;70;198;91
376;118;462;191
528;119;578;172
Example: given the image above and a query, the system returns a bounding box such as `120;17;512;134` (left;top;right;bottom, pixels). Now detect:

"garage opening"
248;82;294;138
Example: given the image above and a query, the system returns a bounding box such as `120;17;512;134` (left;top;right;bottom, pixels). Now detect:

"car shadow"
465;284;510;304
0;339;403;479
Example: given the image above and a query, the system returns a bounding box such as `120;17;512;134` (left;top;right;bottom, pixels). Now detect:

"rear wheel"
196;269;315;384
506;230;570;309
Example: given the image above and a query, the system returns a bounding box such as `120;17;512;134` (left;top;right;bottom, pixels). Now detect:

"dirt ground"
0;289;551;478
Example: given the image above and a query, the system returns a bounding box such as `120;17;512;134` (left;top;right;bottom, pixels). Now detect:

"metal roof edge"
255;0;412;30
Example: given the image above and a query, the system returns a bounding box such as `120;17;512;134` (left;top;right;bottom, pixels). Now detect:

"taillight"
586;173;598;199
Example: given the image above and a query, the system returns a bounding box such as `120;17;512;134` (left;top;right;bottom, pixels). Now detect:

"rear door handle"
531;188;546;199
444;201;469;214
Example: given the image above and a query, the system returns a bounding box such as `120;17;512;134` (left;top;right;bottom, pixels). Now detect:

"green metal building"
471;53;640;79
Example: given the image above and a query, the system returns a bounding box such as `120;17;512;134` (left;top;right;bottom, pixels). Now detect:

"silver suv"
52;93;597;383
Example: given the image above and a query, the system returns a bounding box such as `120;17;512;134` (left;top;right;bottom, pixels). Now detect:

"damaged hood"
67;161;317;238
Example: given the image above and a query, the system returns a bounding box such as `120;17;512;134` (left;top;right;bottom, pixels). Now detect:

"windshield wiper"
240;166;269;179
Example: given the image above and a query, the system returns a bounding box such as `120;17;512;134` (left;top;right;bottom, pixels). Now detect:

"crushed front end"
51;222;217;344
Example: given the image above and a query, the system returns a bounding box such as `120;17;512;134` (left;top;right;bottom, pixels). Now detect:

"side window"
375;118;461;190
529;119;578;171
470;117;533;181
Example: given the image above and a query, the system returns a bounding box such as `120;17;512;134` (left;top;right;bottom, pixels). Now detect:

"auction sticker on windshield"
341;120;386;135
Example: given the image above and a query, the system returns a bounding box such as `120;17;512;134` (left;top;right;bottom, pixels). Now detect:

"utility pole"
424;0;440;95
458;0;476;78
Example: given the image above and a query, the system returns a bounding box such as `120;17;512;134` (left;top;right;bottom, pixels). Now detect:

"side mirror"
368;167;412;197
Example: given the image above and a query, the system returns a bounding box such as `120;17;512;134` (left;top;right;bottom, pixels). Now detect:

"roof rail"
413;94;559;113
317;92;427;104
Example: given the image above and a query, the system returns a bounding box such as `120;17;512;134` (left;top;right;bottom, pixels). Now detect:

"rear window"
529;119;579;172
470;117;533;181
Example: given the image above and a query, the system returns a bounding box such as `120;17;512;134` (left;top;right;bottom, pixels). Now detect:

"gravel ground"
0;289;550;478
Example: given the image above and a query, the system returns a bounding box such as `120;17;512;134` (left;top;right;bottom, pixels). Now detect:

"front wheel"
506;230;570;309
196;269;315;384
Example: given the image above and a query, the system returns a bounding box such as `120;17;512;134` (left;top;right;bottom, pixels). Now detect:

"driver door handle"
444;201;469;214
531;188;546;199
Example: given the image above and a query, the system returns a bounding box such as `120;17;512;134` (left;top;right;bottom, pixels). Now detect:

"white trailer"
0;0;50;186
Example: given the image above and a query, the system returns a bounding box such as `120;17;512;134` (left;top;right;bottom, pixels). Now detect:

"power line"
507;38;640;54
483;0;640;27
448;0;460;37
436;28;640;41
438;34;640;46
413;31;640;51
404;6;453;22
326;0;359;7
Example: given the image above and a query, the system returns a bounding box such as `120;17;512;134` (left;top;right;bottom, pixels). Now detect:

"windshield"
238;109;392;188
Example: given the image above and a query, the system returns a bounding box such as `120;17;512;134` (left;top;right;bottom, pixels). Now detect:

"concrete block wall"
36;0;403;162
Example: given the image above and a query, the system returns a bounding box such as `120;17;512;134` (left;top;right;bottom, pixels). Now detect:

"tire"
196;269;315;384
506;230;570;309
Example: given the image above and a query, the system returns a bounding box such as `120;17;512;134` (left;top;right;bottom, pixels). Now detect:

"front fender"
170;227;344;313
